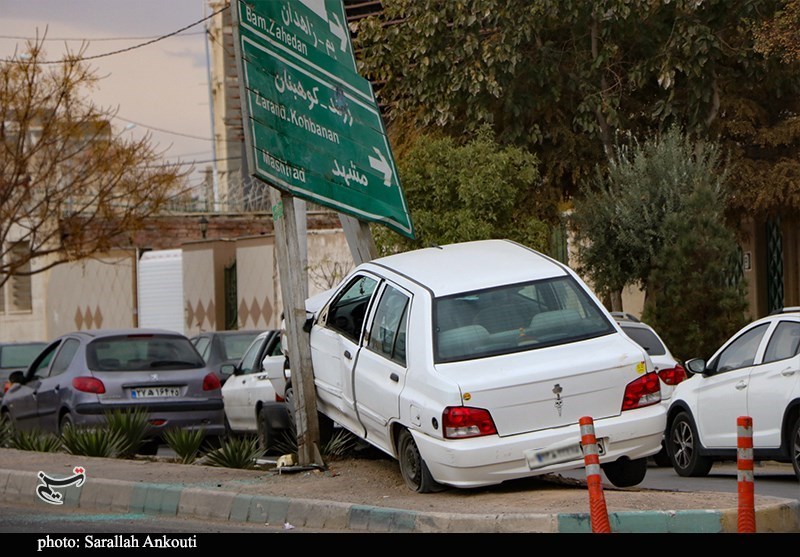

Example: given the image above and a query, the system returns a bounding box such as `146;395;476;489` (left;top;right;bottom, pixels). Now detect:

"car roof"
58;329;190;340
364;240;569;297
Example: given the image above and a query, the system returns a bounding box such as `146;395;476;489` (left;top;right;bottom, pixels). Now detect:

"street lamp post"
198;215;209;239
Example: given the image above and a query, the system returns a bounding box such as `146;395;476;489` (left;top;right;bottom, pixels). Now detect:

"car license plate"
525;439;606;470
131;387;180;398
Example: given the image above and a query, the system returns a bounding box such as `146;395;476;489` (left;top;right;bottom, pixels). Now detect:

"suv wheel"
667;411;713;477
601;457;647;487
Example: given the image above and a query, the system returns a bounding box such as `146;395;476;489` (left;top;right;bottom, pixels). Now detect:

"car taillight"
657;364;687;386
72;377;106;394
621;372;661;411
3;381;10;393
203;373;221;391
442;406;497;439
275;394;285;402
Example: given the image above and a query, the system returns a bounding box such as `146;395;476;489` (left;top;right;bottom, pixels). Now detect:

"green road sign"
234;0;415;239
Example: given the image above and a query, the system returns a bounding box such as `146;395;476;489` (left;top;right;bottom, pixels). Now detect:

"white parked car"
666;308;800;481
276;239;666;492
612;312;688;466
220;329;291;453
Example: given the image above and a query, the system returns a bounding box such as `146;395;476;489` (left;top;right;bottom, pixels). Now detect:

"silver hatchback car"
0;329;225;442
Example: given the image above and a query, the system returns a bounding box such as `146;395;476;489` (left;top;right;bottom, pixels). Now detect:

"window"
712;323;769;373
326;275;378;342
192;337;212;361
237;336;263;375
7;242;32;312
367;285;409;366
50;339;80;376
763;321;800;363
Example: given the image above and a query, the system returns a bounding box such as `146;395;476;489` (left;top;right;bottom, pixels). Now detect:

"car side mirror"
684;358;707;375
8;370;25;384
220;363;236;376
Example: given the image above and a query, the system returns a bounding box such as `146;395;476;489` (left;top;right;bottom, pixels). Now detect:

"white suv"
666;308;800;481
279;239;666;492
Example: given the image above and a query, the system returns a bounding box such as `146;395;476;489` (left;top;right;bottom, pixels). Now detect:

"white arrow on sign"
328;13;348;52
299;0;348;53
368;147;393;187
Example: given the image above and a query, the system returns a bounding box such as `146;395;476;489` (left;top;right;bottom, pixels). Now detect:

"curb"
3;469;799;533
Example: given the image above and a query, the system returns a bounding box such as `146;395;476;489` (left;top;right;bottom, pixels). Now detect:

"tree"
354;1;800;222
372;126;555;255
643;185;749;361
571;125;748;354
0;38;190;289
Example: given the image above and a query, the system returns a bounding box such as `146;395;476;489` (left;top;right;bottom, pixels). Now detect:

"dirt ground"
0;446;754;516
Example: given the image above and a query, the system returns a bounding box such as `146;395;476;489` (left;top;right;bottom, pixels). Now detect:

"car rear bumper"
412;403;666;489
73;401;225;436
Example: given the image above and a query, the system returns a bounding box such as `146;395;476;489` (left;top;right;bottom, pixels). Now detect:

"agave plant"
10;429;64;452
203;435;263;469
103;408;152;458
60;424;124;458
163;428;206;464
0;414;13;448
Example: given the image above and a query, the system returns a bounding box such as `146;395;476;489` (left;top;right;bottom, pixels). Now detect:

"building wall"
183;239;237;335
0;253;51;343
46;250;136;339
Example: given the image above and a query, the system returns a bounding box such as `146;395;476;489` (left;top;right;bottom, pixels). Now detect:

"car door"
310;273;379;435
5;341;59;431
34;338;81;432
697;323;769;448
223;335;268;431
352;282;411;453
746;319;800;448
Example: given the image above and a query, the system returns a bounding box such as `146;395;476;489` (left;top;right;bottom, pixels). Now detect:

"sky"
0;0;216;192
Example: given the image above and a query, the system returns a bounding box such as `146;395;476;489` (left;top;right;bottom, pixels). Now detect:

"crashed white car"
275;239;665;492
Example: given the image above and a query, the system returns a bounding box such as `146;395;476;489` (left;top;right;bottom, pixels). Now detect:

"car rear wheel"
601;457;647;487
791;414;800;482
396;429;445;493
667;411;713;477
58;413;73;436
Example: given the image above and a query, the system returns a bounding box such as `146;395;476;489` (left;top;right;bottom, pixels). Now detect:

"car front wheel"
396;429;444;493
667;412;713;477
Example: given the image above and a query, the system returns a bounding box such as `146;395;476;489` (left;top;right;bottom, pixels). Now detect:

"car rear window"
87;335;205;371
621;326;666;356
434;276;615;362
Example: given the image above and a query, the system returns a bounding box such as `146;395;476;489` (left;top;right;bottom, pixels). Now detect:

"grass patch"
60;425;124;457
203;435;262;469
163;428;206;464
0;414;12;448
104;408;153;458
10;429;64;452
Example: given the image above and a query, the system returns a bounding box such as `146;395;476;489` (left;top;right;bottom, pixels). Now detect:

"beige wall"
46;250;136;338
183;239;237;335
236;235;278;330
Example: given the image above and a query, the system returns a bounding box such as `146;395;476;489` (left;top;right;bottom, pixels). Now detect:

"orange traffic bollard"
579;416;611;533
737;416;756;533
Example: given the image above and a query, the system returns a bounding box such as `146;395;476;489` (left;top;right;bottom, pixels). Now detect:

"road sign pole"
338;213;378;265
269;186;323;467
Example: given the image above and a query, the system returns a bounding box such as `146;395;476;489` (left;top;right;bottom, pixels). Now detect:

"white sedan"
220;330;291;452
279;239;666;492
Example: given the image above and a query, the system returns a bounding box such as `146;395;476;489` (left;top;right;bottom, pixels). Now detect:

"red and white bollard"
737;416;756;533
579;416;611;533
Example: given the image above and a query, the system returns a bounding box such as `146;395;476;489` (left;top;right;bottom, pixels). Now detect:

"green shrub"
60;425;124;458
104;408;152;458
0;414;12;448
10;429;63;452
163;428;206;464
203;435;262;469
